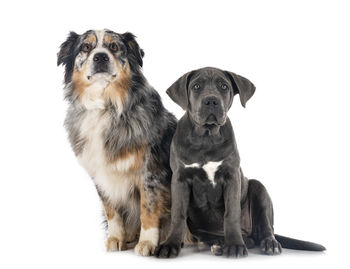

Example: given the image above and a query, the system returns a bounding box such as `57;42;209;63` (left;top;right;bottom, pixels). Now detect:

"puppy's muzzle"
203;96;219;108
93;52;110;73
200;95;225;125
202;96;222;114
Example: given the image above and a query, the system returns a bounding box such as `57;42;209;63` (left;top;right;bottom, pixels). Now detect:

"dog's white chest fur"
78;109;109;177
184;161;223;186
77;108;139;205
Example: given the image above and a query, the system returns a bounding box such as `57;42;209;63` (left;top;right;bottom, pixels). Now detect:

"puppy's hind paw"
260;237;282;255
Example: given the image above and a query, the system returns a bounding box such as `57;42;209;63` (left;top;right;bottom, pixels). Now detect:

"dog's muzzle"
93;52;110;73
203;96;220;108
200;95;225;124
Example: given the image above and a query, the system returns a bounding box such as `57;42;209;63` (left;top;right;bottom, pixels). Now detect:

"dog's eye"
109;42;118;52
220;83;228;91
82;43;91;52
193;84;200;90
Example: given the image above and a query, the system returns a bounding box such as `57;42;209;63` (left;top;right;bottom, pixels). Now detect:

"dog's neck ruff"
81;82;108;110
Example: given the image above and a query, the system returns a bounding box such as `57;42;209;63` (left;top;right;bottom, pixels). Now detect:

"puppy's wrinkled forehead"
189;68;231;87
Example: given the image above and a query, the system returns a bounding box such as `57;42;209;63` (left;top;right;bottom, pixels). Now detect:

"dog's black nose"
203;96;219;107
93;53;109;62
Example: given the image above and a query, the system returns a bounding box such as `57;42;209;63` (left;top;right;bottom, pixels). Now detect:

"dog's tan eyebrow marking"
104;34;114;45
85;34;97;45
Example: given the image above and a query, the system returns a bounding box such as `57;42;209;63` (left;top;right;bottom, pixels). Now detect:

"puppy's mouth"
205;114;218;125
202;113;226;128
203;123;217;130
202;114;220;130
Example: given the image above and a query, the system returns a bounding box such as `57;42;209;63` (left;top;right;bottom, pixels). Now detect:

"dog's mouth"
205;114;218;124
203;123;218;130
203;115;219;130
202;113;226;128
87;73;117;81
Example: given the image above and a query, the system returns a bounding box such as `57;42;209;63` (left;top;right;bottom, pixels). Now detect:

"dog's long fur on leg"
57;29;177;256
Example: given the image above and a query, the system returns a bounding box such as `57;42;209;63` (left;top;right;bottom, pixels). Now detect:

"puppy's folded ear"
121;32;144;67
166;71;194;110
225;71;256;107
57;32;79;67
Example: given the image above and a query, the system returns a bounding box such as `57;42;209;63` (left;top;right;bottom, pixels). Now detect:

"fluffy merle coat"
57;29;176;256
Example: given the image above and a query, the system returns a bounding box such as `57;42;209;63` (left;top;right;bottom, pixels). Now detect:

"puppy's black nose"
93;53;109;62
203;96;219;107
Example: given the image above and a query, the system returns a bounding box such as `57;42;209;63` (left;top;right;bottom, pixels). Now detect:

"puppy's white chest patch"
184;163;201;168
184;161;223;186
202;161;223;186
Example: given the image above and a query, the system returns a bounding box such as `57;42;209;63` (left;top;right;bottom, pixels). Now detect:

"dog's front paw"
105;236;127;251
260;236;282;255
134;240;157;256
154;242;181;258
225;243;248;258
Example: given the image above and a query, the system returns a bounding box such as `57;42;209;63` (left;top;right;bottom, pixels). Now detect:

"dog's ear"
166;71;194;110
121;32;144;67
57;31;79;67
225;71;256;108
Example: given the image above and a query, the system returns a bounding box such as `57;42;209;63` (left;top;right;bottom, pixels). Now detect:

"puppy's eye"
109;42;118;52
220;83;228;91
82;43;91;52
193;84;200;90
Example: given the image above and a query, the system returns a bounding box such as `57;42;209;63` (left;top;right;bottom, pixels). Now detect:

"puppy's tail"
274;234;326;251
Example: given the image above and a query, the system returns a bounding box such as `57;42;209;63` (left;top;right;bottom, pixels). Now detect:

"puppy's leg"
154;175;190;258
248;179;282;255
103;202;127;251
223;169;248;257
134;183;168;256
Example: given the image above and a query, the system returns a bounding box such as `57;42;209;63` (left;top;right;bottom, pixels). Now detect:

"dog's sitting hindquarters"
155;67;326;258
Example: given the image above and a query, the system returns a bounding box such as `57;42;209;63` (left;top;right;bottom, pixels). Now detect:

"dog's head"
57;29;144;104
167;67;255;128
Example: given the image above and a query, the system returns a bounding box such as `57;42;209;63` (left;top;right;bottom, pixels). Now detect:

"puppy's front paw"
225;243;248;258
154;242;181;258
260;236;282;255
135;240;156;256
105;236;127;251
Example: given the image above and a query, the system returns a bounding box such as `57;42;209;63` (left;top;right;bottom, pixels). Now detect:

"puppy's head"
167;67;255;128
57;29;144;100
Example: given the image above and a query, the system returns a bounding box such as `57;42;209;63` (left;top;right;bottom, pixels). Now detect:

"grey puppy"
155;67;325;258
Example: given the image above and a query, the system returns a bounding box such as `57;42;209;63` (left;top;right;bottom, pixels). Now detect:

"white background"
0;0;349;268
